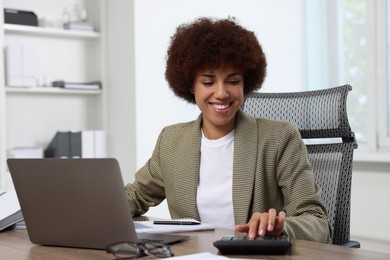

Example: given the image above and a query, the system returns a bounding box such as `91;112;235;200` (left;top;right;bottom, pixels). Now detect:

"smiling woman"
125;16;331;243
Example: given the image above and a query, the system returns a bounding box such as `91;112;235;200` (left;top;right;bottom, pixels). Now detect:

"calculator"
213;235;291;255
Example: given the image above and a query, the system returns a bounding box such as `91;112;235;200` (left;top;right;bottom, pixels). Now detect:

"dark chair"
241;85;360;248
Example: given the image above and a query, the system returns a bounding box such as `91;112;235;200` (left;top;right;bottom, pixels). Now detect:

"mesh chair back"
241;85;357;245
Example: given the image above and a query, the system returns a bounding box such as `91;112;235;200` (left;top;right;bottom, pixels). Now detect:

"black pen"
153;220;201;225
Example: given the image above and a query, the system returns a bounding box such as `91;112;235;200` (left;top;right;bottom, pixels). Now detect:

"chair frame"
241;85;359;247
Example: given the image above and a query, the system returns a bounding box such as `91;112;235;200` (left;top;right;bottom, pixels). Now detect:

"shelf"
6;87;101;95
4;24;100;39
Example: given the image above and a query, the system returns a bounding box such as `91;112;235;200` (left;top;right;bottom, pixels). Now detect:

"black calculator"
213;235;291;255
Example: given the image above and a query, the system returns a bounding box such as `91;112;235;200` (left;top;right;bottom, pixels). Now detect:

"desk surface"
0;228;389;260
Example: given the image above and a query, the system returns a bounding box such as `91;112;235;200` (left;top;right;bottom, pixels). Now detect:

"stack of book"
63;21;95;31
52;80;101;90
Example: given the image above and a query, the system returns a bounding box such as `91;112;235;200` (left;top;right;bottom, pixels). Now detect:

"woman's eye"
228;80;240;85
202;81;213;86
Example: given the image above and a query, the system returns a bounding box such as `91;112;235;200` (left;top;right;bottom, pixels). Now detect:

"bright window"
306;0;389;153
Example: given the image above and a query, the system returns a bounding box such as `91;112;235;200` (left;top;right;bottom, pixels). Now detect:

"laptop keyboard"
213;235;291;255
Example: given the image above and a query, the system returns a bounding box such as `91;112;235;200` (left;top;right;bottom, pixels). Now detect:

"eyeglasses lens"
143;242;174;258
107;242;144;259
106;241;173;259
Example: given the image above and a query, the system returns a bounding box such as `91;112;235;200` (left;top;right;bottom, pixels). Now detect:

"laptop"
7;158;189;249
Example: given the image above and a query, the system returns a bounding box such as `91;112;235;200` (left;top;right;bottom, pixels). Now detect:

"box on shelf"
4;8;38;27
7;147;43;159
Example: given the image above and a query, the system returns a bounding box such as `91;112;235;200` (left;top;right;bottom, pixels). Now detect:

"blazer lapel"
232;110;258;224
173;115;202;219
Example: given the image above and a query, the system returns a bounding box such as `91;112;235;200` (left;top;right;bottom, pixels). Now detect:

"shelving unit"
0;0;108;190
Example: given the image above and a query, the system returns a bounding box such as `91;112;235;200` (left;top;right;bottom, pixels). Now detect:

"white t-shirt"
196;130;235;229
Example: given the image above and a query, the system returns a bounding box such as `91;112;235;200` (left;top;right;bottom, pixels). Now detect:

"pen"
153;220;201;225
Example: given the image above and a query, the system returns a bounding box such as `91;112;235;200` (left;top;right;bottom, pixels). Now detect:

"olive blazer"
125;109;331;242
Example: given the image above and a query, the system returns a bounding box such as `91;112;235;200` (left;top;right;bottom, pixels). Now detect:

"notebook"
7;158;189;249
135;218;214;234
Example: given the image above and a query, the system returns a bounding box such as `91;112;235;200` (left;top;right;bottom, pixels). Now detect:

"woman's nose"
214;83;229;99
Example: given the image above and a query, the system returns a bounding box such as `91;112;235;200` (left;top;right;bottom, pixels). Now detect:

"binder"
5;45;37;88
70;131;95;158
94;130;107;158
69;132;82;158
44;131;71;158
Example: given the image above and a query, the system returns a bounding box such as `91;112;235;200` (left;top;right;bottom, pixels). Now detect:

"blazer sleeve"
276;122;332;243
125;129;166;216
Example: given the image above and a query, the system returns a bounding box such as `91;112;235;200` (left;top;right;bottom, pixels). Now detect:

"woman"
125;17;331;243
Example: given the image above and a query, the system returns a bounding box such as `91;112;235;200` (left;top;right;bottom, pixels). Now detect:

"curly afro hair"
165;17;267;104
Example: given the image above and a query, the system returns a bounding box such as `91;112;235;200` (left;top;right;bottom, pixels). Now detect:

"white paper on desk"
166;252;248;259
0;190;23;231
0;190;20;219
134;218;214;234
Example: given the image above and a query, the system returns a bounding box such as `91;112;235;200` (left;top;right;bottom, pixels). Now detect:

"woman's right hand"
234;208;286;239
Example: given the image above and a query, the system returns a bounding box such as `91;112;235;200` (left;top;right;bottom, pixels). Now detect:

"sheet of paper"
0;190;23;231
0;190;21;220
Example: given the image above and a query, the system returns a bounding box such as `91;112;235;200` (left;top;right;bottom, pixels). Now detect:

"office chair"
241;84;360;248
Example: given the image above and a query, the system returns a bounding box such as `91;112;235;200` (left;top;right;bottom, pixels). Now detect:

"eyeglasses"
106;241;174;259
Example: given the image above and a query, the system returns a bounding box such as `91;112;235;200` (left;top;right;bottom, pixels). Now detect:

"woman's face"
193;66;244;139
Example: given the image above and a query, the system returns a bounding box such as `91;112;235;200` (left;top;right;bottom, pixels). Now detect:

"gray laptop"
7;158;188;249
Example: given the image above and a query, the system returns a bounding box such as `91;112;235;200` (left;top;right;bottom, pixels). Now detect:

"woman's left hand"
235;208;285;239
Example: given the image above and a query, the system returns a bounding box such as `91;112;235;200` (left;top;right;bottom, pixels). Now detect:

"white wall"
134;0;306;170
